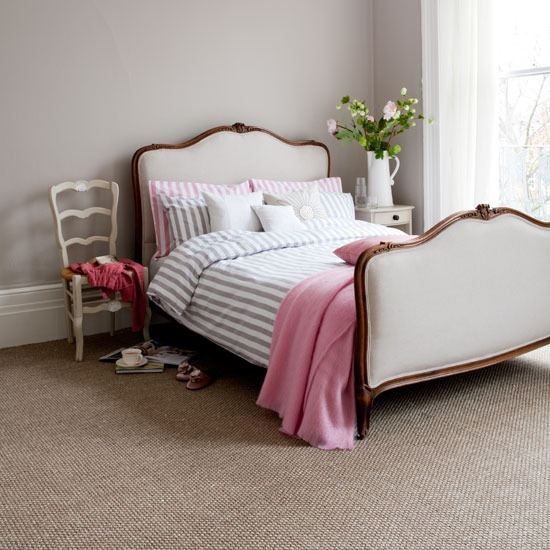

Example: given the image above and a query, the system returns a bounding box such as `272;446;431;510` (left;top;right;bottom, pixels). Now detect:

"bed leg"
356;387;374;440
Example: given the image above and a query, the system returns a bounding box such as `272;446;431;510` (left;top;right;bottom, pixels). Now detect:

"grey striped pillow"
160;195;210;249
319;192;355;220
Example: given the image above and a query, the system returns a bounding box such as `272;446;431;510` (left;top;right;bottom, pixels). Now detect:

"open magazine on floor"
100;339;196;366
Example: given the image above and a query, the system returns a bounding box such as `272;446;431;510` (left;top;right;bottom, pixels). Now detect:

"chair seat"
60;264;136;282
61;267;78;281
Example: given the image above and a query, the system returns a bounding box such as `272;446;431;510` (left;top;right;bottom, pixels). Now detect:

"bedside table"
355;204;415;234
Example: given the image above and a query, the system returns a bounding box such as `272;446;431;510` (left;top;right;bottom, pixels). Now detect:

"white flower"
383;101;398;120
401;87;407;95
326;118;337;135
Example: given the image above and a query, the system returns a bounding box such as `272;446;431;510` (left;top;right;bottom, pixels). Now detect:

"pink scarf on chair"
69;259;146;332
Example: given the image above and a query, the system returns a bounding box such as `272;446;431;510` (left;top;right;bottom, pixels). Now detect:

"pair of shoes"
176;363;213;390
176;362;194;381
186;369;214;391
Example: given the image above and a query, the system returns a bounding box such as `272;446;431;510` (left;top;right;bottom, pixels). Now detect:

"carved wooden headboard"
131;123;330;265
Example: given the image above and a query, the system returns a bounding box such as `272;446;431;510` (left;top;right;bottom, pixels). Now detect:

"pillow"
320;192;355;220
160;195;210;249
201;191;263;232
149;180;251;258
263;184;327;221
334;235;416;265
249;177;343;194
252;205;306;232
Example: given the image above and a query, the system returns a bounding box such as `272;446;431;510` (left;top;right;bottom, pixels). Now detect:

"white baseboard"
0;284;133;349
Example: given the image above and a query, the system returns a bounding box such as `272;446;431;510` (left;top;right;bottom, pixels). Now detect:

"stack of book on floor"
115;359;165;374
100;340;196;375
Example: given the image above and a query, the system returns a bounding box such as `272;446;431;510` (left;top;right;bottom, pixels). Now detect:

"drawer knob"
393;214;400;221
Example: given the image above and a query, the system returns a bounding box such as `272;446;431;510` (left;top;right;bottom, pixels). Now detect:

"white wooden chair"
49;179;151;361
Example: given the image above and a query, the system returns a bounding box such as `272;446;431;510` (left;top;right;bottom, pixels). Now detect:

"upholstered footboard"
354;205;550;438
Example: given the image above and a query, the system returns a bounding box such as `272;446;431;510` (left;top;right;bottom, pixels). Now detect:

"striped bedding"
147;218;403;367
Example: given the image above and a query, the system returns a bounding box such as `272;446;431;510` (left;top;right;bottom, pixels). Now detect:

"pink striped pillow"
149;180;252;258
249;177;342;194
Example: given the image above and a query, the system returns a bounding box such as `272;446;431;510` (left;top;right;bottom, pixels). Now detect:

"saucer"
116;357;148;368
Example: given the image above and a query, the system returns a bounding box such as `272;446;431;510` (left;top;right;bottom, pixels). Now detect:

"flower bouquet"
327;88;429;159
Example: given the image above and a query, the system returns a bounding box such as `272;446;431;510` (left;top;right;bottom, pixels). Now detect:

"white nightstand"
355;204;415;234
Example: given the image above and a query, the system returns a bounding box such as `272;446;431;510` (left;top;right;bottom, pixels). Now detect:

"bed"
132;122;550;450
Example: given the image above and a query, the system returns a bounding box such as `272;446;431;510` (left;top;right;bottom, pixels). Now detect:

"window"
421;0;550;228
496;1;550;219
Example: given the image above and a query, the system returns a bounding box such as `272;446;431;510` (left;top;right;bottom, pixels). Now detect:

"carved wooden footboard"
354;205;550;438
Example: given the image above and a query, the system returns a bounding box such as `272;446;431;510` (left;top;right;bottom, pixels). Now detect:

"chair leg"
63;280;75;344
142;267;152;341
142;304;151;341
109;311;116;336
72;275;84;361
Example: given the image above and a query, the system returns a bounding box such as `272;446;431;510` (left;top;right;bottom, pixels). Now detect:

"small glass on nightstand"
355;204;415;234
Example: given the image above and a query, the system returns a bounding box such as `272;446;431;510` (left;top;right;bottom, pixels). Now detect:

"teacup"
122;348;143;366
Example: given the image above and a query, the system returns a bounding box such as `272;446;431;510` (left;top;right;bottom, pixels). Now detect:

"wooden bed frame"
132;123;550;439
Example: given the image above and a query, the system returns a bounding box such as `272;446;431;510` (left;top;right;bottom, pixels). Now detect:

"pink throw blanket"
257;266;357;450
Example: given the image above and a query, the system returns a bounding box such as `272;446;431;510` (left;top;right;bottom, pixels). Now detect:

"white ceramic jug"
367;151;400;207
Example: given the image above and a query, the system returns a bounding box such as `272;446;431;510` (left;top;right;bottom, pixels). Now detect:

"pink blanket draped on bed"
256;265;357;450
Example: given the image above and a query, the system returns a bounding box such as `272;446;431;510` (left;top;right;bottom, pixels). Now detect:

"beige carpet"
1;327;548;550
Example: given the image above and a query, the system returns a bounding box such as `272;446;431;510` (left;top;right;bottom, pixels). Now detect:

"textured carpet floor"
0;327;548;549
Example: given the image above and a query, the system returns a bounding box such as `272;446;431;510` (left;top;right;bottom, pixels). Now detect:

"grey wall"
373;0;424;233
0;0;423;291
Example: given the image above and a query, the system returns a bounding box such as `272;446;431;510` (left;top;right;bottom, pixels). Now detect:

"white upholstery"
136;130;329;266
363;214;550;388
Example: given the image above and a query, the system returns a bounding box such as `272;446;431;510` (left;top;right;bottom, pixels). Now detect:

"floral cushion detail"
263;184;327;221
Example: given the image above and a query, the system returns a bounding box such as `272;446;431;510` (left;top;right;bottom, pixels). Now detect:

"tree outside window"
497;2;550;219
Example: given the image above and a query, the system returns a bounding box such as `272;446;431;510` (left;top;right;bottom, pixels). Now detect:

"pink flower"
367;115;375;122
382;101;397;120
326;118;337;135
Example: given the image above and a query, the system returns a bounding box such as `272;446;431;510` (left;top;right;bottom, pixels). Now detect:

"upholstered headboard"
131;123;330;266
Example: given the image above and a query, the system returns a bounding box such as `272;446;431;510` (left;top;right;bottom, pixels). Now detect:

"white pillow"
252;205;306;232
263;183;327;221
319;192;355;220
202;191;263;232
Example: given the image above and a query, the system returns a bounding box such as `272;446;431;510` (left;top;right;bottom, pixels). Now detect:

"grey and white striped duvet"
147;218;403;367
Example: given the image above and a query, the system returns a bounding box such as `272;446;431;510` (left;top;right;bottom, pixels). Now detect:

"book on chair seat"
94;255;119;265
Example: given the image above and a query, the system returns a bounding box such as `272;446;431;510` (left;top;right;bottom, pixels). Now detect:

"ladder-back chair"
49;179;151;361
